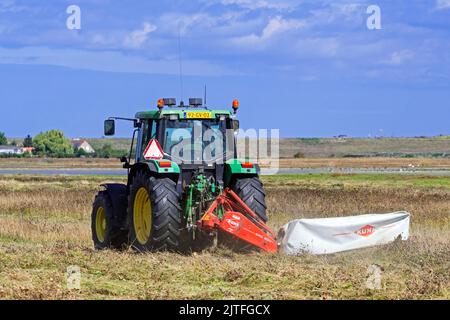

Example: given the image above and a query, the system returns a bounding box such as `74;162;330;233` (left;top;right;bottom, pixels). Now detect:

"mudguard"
224;159;260;185
101;183;128;229
129;161;180;182
146;159;180;174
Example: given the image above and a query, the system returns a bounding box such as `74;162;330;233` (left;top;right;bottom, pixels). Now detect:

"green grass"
264;174;450;190
3;173;450;190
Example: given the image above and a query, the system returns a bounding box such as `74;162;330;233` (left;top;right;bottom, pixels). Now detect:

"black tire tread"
232;177;268;222
128;171;182;252
91;191;127;250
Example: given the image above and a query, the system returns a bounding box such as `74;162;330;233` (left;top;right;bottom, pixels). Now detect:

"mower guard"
198;188;278;253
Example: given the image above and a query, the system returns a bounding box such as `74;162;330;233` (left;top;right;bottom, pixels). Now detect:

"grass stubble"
2;157;450;170
0;174;448;300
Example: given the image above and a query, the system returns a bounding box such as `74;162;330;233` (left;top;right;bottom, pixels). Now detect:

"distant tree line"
0;130;128;158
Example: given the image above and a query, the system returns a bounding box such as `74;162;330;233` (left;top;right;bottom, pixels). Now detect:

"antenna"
177;26;184;105
204;85;207;106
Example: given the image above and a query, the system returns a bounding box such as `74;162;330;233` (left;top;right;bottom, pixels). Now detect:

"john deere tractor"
91;98;274;252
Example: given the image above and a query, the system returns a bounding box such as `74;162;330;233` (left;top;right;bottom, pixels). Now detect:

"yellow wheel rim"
95;206;106;242
133;187;152;245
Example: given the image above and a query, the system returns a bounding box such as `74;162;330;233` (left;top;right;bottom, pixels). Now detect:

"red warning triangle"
143;139;164;160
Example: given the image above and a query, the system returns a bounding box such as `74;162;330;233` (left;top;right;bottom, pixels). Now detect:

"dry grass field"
0;174;448;300
280;137;450;158
2;157;450;170
0;158;120;169
277;157;450;169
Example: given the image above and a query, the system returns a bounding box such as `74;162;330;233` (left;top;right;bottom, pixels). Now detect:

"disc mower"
91;98;277;253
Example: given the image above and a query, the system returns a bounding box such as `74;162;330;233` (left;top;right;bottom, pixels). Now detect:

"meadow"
0;173;448;299
1;157;450;170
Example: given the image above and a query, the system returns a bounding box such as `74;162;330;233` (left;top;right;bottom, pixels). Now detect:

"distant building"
0;146;23;155
71;139;95;153
22;147;35;154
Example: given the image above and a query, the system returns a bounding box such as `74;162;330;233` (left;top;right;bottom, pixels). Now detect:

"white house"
71;139;95;153
0;146;23;155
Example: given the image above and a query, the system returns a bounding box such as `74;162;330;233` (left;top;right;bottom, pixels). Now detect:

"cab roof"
135;108;232;119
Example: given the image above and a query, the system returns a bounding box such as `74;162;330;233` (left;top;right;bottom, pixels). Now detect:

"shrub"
0;132;7;145
32;130;74;157
94;143;128;159
299;138;321;145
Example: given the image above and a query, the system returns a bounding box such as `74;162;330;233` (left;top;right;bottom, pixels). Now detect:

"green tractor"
91;98;274;252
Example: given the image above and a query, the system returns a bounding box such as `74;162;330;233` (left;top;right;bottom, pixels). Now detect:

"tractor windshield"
163;119;226;164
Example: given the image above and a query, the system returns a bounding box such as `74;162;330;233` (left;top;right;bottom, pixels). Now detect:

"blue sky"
1;0;450;138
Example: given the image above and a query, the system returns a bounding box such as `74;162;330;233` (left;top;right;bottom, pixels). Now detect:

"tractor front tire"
128;171;182;252
232;177;268;222
91;192;128;250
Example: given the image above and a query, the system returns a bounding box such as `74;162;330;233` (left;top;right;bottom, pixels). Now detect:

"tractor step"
198;188;278;253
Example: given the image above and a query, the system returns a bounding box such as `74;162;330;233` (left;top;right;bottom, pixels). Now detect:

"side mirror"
120;155;131;169
104;119;115;136
232;120;240;131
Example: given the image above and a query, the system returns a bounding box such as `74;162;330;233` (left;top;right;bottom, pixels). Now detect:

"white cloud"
157;11;255;37
231;16;307;46
383;50;415;65
308;3;364;26
220;0;295;11
123;22;157;49
436;0;450;10
159;13;218;35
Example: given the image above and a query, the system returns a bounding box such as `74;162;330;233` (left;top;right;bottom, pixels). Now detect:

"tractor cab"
105;98;244;189
136;98;237;165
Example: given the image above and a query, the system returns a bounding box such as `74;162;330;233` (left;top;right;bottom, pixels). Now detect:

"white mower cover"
279;212;410;255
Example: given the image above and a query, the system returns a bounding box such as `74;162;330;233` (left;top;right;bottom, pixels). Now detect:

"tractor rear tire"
128;171;182;252
219;176;268;252
91;191;128;250
232;177;268;222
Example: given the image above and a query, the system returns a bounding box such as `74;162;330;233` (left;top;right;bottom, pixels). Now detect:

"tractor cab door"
136;119;159;163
